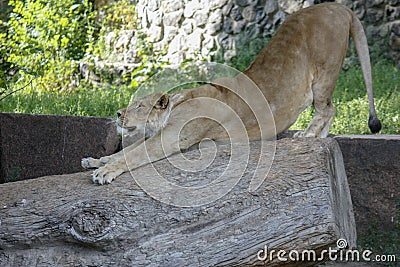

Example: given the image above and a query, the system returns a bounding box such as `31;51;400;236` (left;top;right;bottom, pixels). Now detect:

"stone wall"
82;0;399;82
125;0;399;64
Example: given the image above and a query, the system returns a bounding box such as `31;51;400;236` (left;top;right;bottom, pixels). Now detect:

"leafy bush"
0;0;95;91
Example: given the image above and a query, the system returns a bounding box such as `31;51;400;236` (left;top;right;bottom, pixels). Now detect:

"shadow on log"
0;138;356;266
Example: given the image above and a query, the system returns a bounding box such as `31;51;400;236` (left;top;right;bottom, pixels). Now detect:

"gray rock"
231;6;243;21
264;0;278;14
147;0;161;12
232;19;247;33
390;32;400;50
163;10;183;26
182;19;194;35
353;0;366;19
223;17;234;33
186;29;204;51
235;0;254;7
242;6;257;21
245;22;261;38
148;25;163;42
168;33;185;55
161;0;184;13
163;26;178;43
391;21;400;35
104;31;116;52
115;30;134;52
209;0;229;10
194;10;209;27
222;1;234;15
366;0;384;8
365;8;384;23
273;10;286;26
255;7;266;23
386;5;400;21
206;20;223;35
168;52;185;65
147;9;163;26
278;0;303;13
184;0;201;18
218;33;234;50
202;35;215;51
208;9;223;23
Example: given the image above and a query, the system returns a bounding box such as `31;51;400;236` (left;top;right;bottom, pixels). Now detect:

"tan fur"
82;3;380;184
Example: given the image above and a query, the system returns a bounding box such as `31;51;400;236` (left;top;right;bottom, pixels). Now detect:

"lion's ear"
155;94;169;109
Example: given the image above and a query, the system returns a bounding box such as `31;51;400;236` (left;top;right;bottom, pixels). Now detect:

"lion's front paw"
81;157;102;169
92;164;125;185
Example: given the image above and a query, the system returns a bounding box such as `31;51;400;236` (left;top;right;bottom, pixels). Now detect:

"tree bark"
0;138;356;266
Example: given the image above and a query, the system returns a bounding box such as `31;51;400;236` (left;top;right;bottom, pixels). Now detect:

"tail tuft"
368;115;382;133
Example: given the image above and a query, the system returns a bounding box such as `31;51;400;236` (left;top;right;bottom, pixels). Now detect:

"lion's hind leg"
296;81;337;138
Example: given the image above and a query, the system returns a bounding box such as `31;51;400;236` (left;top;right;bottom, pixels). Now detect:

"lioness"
82;3;381;184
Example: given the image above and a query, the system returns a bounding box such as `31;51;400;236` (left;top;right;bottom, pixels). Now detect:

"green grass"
0;61;399;135
0;83;133;117
291;61;400;135
358;224;399;267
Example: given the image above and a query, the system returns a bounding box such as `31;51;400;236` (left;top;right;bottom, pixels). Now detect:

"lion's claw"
92;165;124;185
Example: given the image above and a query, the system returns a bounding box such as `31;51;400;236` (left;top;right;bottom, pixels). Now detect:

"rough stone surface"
334;135;400;236
278;132;400;240
0;113;119;183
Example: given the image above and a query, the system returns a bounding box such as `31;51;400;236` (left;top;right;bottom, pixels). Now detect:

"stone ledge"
0;113;119;183
334;134;400;236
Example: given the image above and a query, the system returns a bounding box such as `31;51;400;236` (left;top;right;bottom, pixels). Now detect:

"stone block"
242;6;256;22
163;10;183;27
193;10;209;27
184;0;201;18
386;5;400;21
0;113;119;183
209;0;228;10
230;6;243;21
264;0;278;15
334;135;400;236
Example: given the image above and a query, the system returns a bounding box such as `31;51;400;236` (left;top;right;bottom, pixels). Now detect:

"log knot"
68;205;116;243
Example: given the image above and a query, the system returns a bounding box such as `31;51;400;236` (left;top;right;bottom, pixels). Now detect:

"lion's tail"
350;13;382;133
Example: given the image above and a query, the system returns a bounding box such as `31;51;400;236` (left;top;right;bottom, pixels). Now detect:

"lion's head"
117;92;178;138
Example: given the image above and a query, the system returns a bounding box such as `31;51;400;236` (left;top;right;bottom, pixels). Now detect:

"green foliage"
87;0;136;60
213;34;270;72
98;0;136;32
358;223;399;267
0;0;95;91
229;36;270;72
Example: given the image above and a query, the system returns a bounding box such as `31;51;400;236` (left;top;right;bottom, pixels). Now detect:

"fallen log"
0;138;356;266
